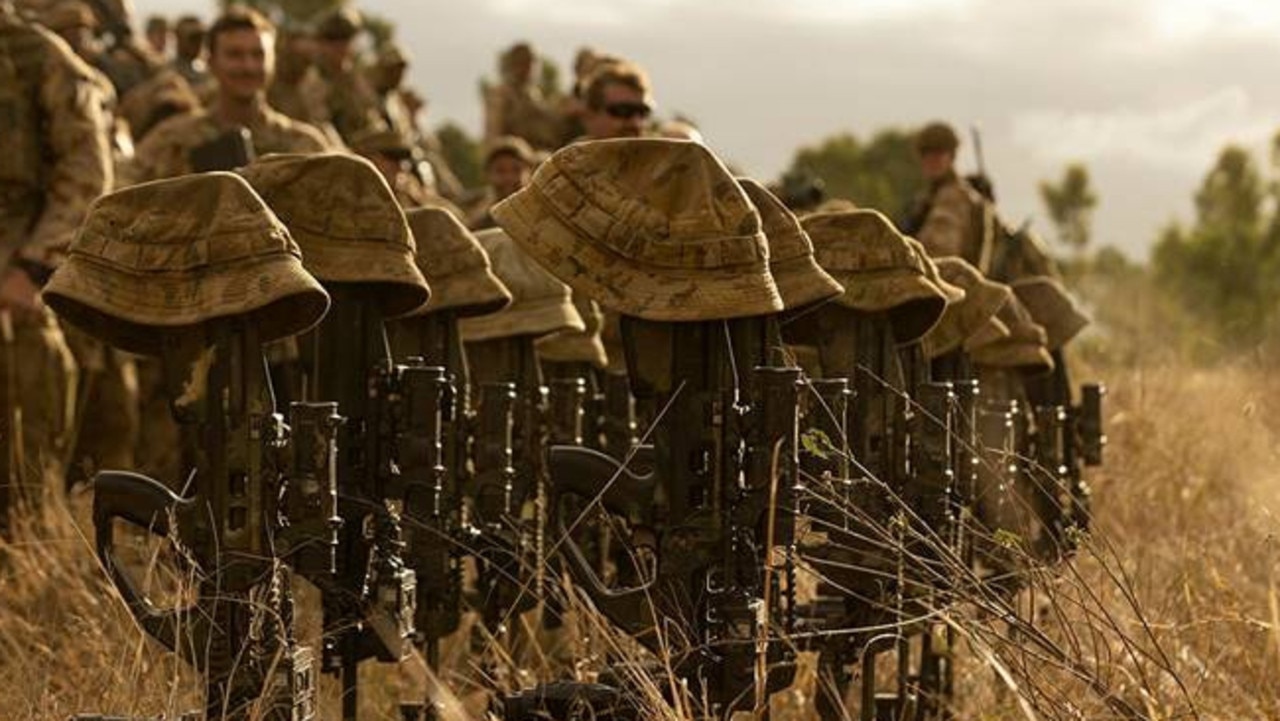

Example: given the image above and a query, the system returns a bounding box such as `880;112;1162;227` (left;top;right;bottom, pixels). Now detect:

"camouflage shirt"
297;62;384;144
0;7;112;268
124;102;330;184
916;171;993;268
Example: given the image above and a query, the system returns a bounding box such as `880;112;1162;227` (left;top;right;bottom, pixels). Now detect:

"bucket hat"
1010;276;1090;351
459;228;585;342
969;297;1054;373
801;209;950;343
402;206;511;317
239;153;430;318
737;177;843;312
491;138;783;322
922;257;1013;359
45;173;329;355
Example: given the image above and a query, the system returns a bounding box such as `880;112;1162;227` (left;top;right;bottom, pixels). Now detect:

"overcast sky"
133;0;1280;257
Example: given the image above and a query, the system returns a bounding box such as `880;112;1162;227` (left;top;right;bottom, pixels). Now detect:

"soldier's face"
210;28;275;101
920;150;955;181
487;155;530;200
584;83;650;140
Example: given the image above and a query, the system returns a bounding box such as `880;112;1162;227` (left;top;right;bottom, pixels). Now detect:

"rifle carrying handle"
92;470;195;653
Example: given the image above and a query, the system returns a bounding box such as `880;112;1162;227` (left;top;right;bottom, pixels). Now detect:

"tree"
436;121;483;191
1038;163;1098;253
1152;145;1280;352
780;128;921;217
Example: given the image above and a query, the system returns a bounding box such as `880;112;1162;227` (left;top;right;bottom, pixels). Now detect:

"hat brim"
411;267;512;319
493;189;784;322
922;283;1013;359
45;254;329;356
971;339;1055;374
771;252;845;313
826;268;947;344
459;294;586;343
536;328;609;369
293;228;430;319
1011;278;1090;350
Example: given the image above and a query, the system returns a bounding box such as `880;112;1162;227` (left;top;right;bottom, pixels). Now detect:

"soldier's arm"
916;185;971;258
20;44;112;269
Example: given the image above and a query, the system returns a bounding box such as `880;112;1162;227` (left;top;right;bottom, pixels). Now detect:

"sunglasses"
604;102;652;120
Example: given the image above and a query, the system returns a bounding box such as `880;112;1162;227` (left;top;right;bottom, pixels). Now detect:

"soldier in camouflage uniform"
905;121;994;268
467;135;535;231
370;41;464;202
295;6;383;145
578;60;652;141
169;15;209;96
126;6;330;183
0;0;110;509
483;41;565;152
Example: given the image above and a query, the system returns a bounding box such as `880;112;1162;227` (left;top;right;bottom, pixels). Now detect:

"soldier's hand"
0;268;43;319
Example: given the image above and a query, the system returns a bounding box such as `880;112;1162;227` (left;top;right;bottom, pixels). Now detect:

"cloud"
1011;88;1276;173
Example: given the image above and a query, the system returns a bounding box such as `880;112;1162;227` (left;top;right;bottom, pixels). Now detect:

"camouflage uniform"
914;169;993;266
0;5;108;506
125;104;329;183
297;61;384;144
484;80;564;152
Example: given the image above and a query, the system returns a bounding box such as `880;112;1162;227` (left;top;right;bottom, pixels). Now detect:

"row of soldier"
3;2;1103;720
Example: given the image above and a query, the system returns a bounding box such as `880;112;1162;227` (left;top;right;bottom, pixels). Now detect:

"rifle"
541;315;800;719
297;286;421;721
387;309;475;719
464;335;551;633
91;318;339;720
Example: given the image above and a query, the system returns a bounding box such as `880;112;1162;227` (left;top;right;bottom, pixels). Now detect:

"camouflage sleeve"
20;42;112;267
916;184;971;258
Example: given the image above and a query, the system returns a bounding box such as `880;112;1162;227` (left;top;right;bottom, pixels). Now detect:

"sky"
131;0;1280;258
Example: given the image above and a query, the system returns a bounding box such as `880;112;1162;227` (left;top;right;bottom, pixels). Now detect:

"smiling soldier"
125;5;330;183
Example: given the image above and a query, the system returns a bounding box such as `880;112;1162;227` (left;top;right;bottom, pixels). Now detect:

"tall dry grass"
3;354;1280;719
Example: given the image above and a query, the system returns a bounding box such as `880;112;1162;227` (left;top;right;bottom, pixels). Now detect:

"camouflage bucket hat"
969;297;1054;373
459;228;586;342
737;178;843;312
963;315;1011;352
491;138;784;322
1011;276;1090;350
909;238;966;304
45;173;330;356
536;295;608;368
921;257;1013;359
239;153;430;318
802;209;949;343
403;206;511;318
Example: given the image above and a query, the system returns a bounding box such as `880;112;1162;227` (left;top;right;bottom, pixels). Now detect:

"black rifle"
541;315;800;719
464;335;551;633
297;287;422;721
92;318;339;720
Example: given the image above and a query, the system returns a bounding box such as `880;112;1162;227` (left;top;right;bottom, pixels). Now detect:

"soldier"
126;5;329;183
467;136;535;231
579;60;653;141
0;0;111;511
370;41;465;201
904;121;994;267
349;126;463;215
296;5;383;144
482;41;564;151
266;22;313;122
170;14;209;93
143;13;166;56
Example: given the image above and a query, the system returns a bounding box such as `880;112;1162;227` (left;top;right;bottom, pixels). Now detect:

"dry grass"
3;356;1280;719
